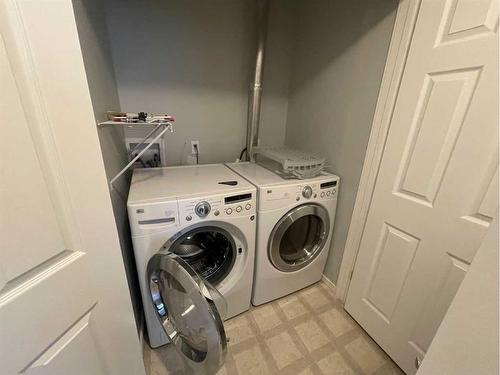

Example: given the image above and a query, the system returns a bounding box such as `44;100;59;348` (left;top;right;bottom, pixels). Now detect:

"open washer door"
147;251;227;375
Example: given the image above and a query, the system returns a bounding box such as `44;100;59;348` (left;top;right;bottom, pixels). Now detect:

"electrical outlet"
191;140;200;154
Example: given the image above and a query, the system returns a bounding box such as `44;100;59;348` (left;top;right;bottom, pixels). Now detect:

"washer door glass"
269;204;330;272
147;252;227;375
167;227;236;286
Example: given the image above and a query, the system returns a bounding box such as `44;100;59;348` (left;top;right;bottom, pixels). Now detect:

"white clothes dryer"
227;162;339;305
128;164;256;349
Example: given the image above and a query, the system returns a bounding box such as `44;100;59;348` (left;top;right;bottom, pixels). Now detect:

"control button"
332;189;336;194
296;197;300;201
214;210;220;216
245;203;252;210
186;215;192;221
226;208;233;215
314;194;317;198
326;191;331;196
320;192;325;198
302;185;313;199
195;201;211;218
236;206;242;213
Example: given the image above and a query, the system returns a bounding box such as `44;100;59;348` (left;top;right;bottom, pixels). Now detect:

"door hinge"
349;270;354;281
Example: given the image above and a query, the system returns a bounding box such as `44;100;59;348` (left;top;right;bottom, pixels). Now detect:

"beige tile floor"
143;281;404;375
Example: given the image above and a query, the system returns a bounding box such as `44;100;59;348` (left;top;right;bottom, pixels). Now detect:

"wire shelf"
97;120;174;129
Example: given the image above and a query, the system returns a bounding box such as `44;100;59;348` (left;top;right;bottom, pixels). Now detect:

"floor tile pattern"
143;281;404;375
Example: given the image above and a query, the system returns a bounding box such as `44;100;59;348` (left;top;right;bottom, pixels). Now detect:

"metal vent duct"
246;0;270;161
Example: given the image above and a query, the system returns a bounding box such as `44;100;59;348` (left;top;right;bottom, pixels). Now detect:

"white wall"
285;0;398;283
418;214;499;375
73;0;142;328
105;0;289;166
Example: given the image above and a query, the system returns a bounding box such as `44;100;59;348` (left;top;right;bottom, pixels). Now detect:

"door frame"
336;0;422;302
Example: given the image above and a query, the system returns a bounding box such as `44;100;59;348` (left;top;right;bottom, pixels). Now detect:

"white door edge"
336;0;422;303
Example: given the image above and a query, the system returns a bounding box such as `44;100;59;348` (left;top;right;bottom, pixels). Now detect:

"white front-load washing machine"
227;162;339;305
128;164;256;353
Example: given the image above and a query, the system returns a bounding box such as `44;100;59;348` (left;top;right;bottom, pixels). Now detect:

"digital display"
320;180;337;189
225;193;252;204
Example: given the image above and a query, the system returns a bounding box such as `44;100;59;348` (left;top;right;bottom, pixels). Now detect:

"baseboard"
321;274;337;294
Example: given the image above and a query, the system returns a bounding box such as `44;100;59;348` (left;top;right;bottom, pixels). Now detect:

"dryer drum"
169;228;237;285
279;215;323;262
269;204;330;272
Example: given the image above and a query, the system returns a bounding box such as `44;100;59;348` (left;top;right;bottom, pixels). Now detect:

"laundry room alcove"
72;0;398;361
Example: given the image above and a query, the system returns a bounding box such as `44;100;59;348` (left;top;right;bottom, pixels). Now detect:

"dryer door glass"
147;252;227;375
168;227;236;286
269;204;330;272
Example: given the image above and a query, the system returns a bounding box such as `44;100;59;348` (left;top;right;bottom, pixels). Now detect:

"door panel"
365;224;419;323
0;250;96;373
22;311;106;375
395;68;481;206
466;148;498;223
345;0;498;373
437;0;498;45
0;35;65;283
407;254;468;355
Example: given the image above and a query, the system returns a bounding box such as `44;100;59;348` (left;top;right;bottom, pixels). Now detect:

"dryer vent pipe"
246;0;270;161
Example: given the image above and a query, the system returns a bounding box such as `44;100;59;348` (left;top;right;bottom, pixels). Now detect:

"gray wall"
105;0;289;165
285;0;398;283
73;0;142;328
258;0;295;147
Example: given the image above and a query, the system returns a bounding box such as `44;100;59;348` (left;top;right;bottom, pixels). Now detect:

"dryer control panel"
259;178;339;211
178;189;256;225
294;180;338;202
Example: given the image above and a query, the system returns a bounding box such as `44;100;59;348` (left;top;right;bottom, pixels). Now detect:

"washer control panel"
178;190;256;224
223;192;254;216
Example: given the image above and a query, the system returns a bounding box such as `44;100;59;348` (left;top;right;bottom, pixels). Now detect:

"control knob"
195;201;211;218
302;186;313;199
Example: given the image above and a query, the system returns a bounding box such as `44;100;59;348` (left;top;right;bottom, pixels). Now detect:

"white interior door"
345;0;498;373
0;1;145;374
0;31;107;375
